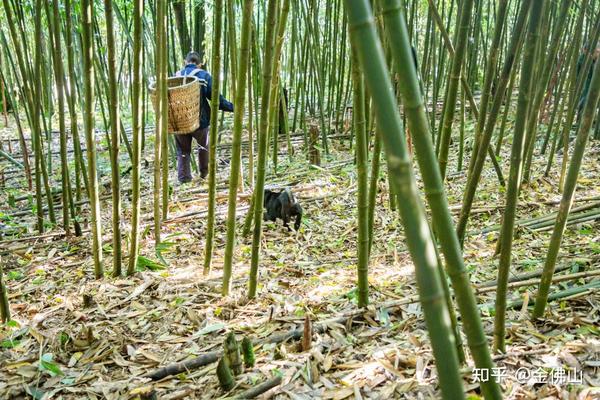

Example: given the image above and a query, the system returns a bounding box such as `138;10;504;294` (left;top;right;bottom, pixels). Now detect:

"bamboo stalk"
533;49;600;319
248;0;280;299
436;0;475;180
351;46;369;308
80;0;103;278
455;0;532;244
0;261;9;323
221;0;254;296
344;1;465;398
127;0;144;276
494;0;545;353
103;0;123;274
203;0;225;275
381;3;501;398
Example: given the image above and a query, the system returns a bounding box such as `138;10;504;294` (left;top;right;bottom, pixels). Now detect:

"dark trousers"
175;126;210;183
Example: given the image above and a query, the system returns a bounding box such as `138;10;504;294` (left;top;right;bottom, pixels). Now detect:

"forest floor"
1;119;599;399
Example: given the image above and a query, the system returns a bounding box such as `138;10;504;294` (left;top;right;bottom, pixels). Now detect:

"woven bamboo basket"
149;76;201;135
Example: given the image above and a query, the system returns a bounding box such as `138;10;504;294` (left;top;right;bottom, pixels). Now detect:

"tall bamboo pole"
226;0;238;98
468;0;509;176
455;0;532;243
367;133;381;255
103;0;123;275
161;0;170;222
81;0;103;278
494;0;545;353
437;0;474;179
128;0;144;276
49;0;77;237
22;0;46;232
248;0;279;299
221;0;254;296
344;1;465;398
267;0;290;174
0;64;32;191
64;0;89;200
351;47;369;308
521;0;572;183
533;55;600;318
153;0;166;247
203;0;224;275
381;2;502;398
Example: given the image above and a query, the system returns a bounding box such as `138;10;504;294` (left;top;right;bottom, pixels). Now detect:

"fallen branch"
0;229;90;247
229;376;282;399
478;201;600;235
478;262;573;288
144;352;221;381
480;280;600;311
475;269;600;294
0;148;23;169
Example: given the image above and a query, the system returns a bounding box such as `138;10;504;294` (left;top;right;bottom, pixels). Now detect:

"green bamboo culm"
380;2;502;398
64;0;90;200
103;0;122;275
367;133;381;256
226;0;238;98
351;46;370;308
160;0;170;222
247;0;280;299
153;0;167;247
267;0;291;175
521;0;572;183
127;0;144;276
48;0;76;238
532;55;600;319
494;0;545;353
0;261;10;323
467;0;509;177
343;1;465;398
221;0;254;296
81;0;104;278
436;0;474;180
159;0;173;220
33;0;57;229
152;58;163;243
14;0;45;232
0;1;35;198
455;0;532;244
556;15;600;192
203;0;224;275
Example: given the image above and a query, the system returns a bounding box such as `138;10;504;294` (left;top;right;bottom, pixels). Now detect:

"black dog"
263;188;303;231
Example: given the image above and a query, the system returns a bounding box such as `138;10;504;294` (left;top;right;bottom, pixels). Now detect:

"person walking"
175;51;234;183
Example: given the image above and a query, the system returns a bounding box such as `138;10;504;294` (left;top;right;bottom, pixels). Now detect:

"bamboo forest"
1;0;600;398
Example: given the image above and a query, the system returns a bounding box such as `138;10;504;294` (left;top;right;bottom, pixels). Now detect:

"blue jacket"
177;64;234;129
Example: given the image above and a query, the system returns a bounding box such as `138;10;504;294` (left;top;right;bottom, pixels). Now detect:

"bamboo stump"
0;260;10;322
308;123;320;166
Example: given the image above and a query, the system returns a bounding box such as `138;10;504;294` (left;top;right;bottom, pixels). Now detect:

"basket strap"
183;68;202;84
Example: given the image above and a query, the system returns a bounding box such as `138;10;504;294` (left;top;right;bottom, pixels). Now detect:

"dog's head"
263;189;278;207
